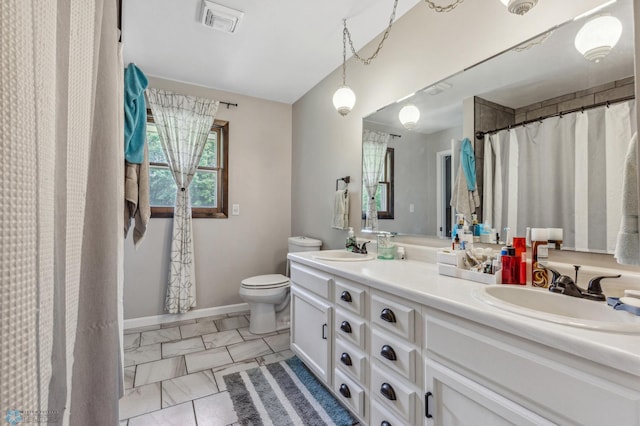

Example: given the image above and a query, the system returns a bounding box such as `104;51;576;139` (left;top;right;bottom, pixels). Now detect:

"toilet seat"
241;274;289;290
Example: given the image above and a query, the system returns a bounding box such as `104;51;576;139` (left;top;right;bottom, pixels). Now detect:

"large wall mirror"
362;0;635;254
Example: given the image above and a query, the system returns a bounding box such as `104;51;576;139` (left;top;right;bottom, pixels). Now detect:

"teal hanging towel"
124;63;149;164
461;137;476;190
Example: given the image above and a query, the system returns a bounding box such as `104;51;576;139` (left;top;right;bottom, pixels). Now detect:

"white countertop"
288;250;640;377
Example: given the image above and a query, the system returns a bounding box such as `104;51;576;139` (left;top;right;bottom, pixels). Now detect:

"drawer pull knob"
380;345;397;361
380;382;397;401
339;384;351;398
381;422;392;426
340;352;352;366
380;308;397;323
340;321;352;334
322;323;327;340
340;291;352;303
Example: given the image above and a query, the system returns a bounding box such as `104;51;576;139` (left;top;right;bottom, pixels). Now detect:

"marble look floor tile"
162;370;218;408
193;392;238;426
124;366;136;389
227;310;250;317
237;327;277;341
134;356;187;387
227;339;272;363
123;333;140;351
212;361;259;392
214;316;249;331
196;314;228;323
259;350;294;366
180;320;218;339
128;401;196;426
161;319;196;329
162;337;205;358
201;330;243;349
184;347;233;373
263;332;290;353
119;382;161;420
124;344;161;367
125;325;161;334
140;327;181;346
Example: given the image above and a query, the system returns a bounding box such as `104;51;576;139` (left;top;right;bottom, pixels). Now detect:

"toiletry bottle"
531;228;549;287
453;213;465;238
501;247;514;284
472;213;480;242
453;234;460;250
346;227;356;252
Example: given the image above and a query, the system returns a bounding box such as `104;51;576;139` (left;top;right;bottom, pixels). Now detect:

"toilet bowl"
240;236;322;335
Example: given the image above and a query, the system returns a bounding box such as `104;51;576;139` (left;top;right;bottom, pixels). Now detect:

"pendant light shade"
574;15;622;63
499;0;538;15
399;104;420;130
333;86;356;116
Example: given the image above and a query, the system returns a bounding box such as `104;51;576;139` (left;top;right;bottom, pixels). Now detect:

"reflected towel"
461;137;476;190
124;139;150;247
332;189;349;230
451;139;480;224
615;132;640;265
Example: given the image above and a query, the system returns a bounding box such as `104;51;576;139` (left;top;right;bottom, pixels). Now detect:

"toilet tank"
288;236;322;253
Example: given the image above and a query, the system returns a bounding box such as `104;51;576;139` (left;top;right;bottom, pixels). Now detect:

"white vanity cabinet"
289;264;334;385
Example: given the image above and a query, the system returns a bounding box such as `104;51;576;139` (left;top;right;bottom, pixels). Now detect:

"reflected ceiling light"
499;0;538;15
399;105;420;130
574;15;622;63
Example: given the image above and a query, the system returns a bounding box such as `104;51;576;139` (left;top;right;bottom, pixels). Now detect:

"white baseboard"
124;302;250;330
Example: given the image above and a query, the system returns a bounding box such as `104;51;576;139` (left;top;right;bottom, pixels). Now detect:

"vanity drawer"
334;278;366;317
335;309;366;350
290;263;332;299
371;328;417;383
334;368;365;418
335;338;367;384
371;294;415;342
370;400;405;426
371;363;417;424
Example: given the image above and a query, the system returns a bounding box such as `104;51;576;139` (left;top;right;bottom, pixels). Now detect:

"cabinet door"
424;359;554;426
290;286;333;385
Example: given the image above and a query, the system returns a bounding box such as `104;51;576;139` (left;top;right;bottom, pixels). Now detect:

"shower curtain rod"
475;95;635;140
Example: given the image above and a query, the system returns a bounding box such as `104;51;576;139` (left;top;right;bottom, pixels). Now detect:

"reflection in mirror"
362;0;634;254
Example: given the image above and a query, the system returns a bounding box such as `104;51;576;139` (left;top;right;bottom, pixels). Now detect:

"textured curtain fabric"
146;89;219;314
483;100;635;253
1;0;122;424
362;130;390;231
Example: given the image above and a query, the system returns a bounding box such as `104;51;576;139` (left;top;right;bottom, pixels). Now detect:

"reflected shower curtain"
362;130;390;230
146;89;219;314
483;100;635;252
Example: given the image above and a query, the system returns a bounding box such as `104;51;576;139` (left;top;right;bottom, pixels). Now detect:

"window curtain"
362;130;390;231
146;89;219;314
483;100;635;252
1;0;123;424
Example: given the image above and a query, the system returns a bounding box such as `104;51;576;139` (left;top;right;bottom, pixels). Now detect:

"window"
146;111;229;218
362;147;394;219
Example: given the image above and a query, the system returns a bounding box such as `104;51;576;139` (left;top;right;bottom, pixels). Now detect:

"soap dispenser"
346;227;356;251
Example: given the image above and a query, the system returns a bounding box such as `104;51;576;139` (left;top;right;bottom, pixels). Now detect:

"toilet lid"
241;274;289;289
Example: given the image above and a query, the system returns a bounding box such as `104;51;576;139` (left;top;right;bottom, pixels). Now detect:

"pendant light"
399;104;420;130
499;0;538;15
574;15;622;63
333;20;356;116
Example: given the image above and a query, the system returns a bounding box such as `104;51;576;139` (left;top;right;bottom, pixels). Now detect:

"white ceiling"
122;0;421;104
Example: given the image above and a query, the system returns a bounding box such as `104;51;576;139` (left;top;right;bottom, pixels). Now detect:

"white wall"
124;77;292;319
291;0;609;249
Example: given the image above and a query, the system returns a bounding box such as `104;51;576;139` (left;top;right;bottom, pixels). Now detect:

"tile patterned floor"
119;312;293;425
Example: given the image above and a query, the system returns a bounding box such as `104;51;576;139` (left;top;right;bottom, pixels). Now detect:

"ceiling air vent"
201;1;244;34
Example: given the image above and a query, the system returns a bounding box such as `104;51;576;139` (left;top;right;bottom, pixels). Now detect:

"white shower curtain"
483;100;635;252
1;0;123;424
146;89;219;314
362;129;390;231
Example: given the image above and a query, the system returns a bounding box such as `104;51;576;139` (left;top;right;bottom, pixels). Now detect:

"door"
424;358;554;426
290;286;333;385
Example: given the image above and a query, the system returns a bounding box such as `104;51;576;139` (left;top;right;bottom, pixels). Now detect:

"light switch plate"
232;204;240;215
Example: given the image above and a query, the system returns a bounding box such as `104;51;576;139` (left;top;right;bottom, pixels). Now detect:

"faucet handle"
359;241;370;254
587;274;621;295
544;266;562;284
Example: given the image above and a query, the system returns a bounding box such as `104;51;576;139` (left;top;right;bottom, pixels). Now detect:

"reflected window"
362;147;394;219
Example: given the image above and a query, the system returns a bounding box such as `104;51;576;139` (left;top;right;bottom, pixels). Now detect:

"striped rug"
223;356;358;426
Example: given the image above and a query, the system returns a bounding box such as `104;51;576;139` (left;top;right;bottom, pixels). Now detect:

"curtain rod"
475;95;635;140
220;101;238;109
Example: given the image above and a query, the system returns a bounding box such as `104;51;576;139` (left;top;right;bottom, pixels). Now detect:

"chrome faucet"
545;266;620;301
347;240;370;254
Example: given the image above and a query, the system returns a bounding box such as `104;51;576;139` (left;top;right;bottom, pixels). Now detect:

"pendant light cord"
343;0;399;66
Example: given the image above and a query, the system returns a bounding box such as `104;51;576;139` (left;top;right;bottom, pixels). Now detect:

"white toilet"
239;236;322;334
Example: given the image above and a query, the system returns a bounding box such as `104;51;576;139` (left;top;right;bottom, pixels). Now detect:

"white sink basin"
312;251;375;262
475;285;640;334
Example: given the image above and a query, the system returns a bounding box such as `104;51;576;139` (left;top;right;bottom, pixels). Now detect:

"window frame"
362;147;395;220
146;109;229;219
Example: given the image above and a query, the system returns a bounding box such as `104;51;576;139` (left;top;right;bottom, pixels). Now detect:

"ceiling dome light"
333;86;356;117
399;105;420;130
574;15;622;63
499;0;538;15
